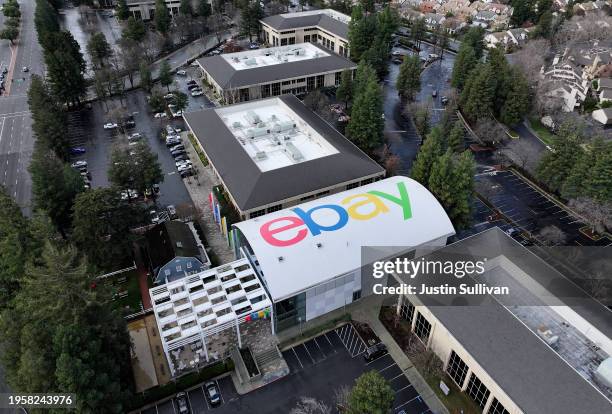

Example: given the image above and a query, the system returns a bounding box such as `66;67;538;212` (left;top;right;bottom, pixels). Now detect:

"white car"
178;164;192;172
174;127;182;133
128;132;142;140
103;122;118;130
71;160;87;169
120;189;139;200
176;160;192;168
154;112;167;118
173;110;183;118
164;93;175;100
191;90;204;97
176;69;187;76
190;61;200;67
166;125;176;134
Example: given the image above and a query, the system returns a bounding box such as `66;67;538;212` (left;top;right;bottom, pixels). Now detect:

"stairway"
255;346;282;368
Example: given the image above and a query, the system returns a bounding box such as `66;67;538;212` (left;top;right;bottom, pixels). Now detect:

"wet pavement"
382;42;456;175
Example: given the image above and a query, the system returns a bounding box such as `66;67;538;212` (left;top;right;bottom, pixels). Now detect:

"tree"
109;142;164;195
34;0;60;45
451;44;477;89
29;147;83;235
500;68;530;125
118;38;142;88
43;31;87;107
462;26;485;59
159;59;174;91
361;37;390;79
239;0;264;42
538;225;567;246
584;140;612;202
411;127;444;185
72;188;143;270
359;0;374;13
346;73;383;151
154;0;171;34
347;371;394;414
197;0;212;18
87;32;112;68
473;118;505;146
27;75;70;160
510;0;534;27
534;10;553;39
336;69;353;108
411;18;426;50
448;120;465;153
139;61;153;91
116;0;129;20
173;91;189;112
460;64;496;121
123;16;146;42
180;0;193;15
0;26;18;44
536;127;583;192
0;187;30;309
396;54;421;101
569;198;612;235
348;6;377;61
352;61;377;100
413;103;431;140
291;397;331;414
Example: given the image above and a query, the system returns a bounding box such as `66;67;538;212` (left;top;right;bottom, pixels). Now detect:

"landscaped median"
187;132;209;166
127;359;234;411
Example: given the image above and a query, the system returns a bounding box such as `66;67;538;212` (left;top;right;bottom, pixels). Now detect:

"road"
0;0;43;216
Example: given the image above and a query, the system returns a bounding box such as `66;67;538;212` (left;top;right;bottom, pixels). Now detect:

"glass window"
400;302;415;324
249;209;266;219
446;351;469;388
266;204;282;213
304;35;311;42
280;38;288;46
466;373;491;409
316;75;324;88
346;182;360;190
352;290;361;301
335;71;341;86
272;82;281;96
488;398;510;414
414;312;432;343
307;76;316;91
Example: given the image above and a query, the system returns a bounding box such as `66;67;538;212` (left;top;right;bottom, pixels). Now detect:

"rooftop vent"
316;242;322;248
246;110;261;125
255;151;268;160
278;256;284;262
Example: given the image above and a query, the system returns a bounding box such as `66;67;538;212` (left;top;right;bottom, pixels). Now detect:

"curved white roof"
233;176;455;301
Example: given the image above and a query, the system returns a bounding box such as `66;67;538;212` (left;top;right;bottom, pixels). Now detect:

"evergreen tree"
461;64;496;121
123;15;146;42
413;105;431;139
536;129;583;193
411;127;444;185
108;142;164;196
585;140;612;202
34;0;60;45
411;18;426;50
154;0;171;34
180;0;193;15
43;31;87;107
87;32;112;69
361;37;390;79
451;44;477;89
116;0;129;20
139;61;153;91
159;60;173;91
348;6;377;61
347;371;394;414
197;0;212;18
448;120;465;153
500;68;530;125
462;26;485;59
452;150;476;228
352;61;377;102
376;6;399;46
336;69;353;108
510;0;534;27
396;54;421;101
346;75;384;151
534;10;553;39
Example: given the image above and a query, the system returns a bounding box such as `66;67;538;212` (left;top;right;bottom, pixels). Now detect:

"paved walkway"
351;296;449;414
181;132;235;264
133;243;153;310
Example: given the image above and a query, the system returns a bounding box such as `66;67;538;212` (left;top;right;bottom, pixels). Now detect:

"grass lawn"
425;374;482;414
528;117;556;146
102;270;143;315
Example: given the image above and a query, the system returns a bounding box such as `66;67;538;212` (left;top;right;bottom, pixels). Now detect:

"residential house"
484;31;510;49
443;17;467;34
424;12;446;30
486;27;530;50
473;10;497;27
419;1;439;13
597;77;612;103
592;107;612;124
438;0;471;17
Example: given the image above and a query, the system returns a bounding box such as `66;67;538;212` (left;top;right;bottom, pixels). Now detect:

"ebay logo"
259;182;413;247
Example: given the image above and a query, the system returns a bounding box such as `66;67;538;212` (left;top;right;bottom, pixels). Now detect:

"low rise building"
389;228;612;414
592;107;612;124
183;95;384;220
260;9;350;57
196;43;356;104
126;0;180;20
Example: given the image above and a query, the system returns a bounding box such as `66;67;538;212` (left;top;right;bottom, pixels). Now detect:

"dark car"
204;381;221;406
363;343;388;362
187;80;197;86
188;84;200;91
171;150;187;157
175;392;189;413
70;147;86;155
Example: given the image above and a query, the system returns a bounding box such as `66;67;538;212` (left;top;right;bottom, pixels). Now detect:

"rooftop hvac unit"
271;121;295;133
246;127;268;139
245;110;261;125
244;58;258;66
255;151;268;160
285;142;304;161
232;121;242;129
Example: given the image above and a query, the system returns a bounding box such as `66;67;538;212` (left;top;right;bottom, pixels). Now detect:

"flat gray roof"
404;228;612;414
197;43;355;90
183;95;384;212
261;12;349;39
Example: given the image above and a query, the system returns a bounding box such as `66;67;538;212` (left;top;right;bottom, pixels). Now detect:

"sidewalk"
181;132;235;265
133;243;153;310
352;297;449;414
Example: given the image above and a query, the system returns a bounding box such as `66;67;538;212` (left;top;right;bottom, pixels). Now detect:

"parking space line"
171;398;177;414
366;354;390;365
216;380;225;405
292;347;304;369
378;363;397;373
395;384;415;394
313;336;326;358
302;343;316;364
394;395;423;410
389;373;405;382
200;385;211;410
186;392;194;413
324;332;334;347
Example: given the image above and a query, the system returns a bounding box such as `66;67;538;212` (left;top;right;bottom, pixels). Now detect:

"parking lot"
476;169;611;246
141;324;430;414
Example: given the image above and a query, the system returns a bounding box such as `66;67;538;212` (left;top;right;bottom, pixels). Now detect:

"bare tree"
553;12;612;48
404;334;443;378
538;225;567;246
378;144;402;176
290;397;331;414
568;198;612;235
501;137;541;174
474;118;506;146
333;385;351;413
512;39;549;86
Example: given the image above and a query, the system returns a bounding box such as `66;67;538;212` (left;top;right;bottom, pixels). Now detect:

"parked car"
122;119;136;128
174;154;190;162
432;90;438;98
187;84;200;91
166;140;181;147
176;160;192;168
70;147;86;155
164;93;175;100
128;132;143;141
154;112;167;118
176;69;187;76
363;343;388;362
103;122;118;130
22;66;29;72
71;160;88;169
180;169;194;178
172;150;187;158
174;127;182;133
187;80;197;86
441;96;449;105
169;144;185;152
505;228;520;237
204;381;221;406
190;61;200;67
167;205;177;219
120;189;139;200
149;210;160;224
2;67;7;74
175;392;190;414
392;57;403;64
191;90;204;97
249;42;259;50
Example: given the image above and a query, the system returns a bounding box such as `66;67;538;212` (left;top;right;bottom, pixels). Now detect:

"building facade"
260;9;351;57
197;43;356;104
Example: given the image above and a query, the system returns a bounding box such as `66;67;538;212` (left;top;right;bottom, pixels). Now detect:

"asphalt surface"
383;42;456;175
0;0;42;215
142;324;430;414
